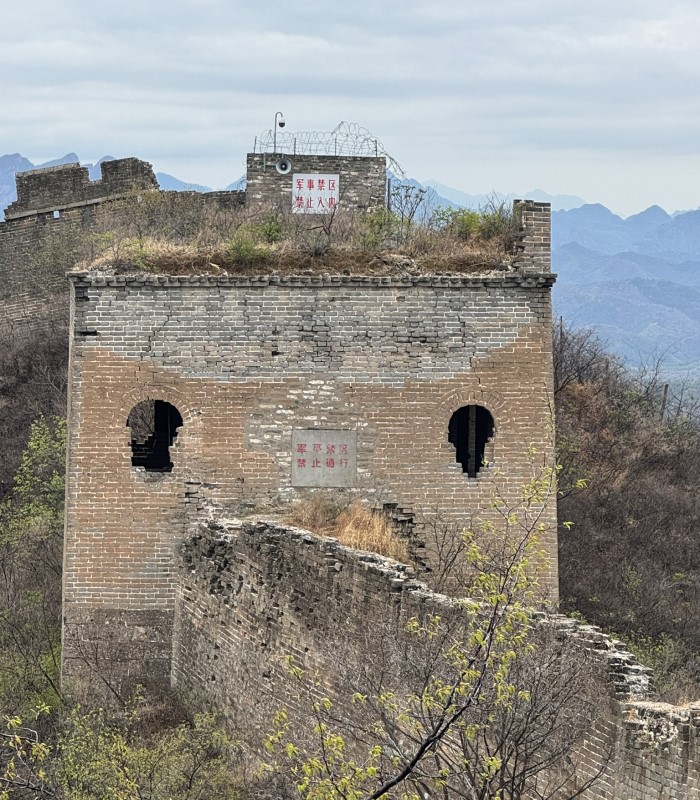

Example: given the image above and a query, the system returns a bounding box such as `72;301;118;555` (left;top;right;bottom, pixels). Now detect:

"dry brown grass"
285;493;343;533
81;238;511;278
74;196;522;277
333;503;410;562
286;496;410;563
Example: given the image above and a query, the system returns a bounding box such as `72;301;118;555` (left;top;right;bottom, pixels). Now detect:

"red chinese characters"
294;440;352;469
291;173;340;216
291;430;357;488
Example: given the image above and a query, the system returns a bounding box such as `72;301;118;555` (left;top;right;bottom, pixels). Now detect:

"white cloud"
1;0;699;214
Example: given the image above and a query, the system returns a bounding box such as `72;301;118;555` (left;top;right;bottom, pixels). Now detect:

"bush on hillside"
555;322;700;701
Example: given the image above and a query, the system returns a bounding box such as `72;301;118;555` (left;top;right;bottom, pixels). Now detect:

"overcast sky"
1;0;698;216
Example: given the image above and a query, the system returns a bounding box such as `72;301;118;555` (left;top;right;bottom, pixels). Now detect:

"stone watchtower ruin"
58;136;556;698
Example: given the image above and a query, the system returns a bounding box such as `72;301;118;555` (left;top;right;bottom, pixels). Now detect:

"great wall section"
175;519;700;800
1;151;699;797
0;157;244;334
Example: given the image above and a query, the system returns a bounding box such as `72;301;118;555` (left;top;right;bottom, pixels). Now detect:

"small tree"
264;463;602;800
388;183;427;240
1;699;241;800
0;417;66;717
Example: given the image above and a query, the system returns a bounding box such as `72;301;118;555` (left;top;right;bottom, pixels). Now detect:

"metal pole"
273;111;284;153
468;406;477;478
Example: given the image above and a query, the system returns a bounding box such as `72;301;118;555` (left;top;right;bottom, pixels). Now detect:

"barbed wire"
253;121;404;177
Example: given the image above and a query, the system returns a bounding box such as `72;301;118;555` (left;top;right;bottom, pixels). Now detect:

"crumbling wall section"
514;199;551;272
172;519;446;733
173;520;700;800
5;159;158;220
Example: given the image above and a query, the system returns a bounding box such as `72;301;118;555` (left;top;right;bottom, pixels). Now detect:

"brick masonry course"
245;153;386;213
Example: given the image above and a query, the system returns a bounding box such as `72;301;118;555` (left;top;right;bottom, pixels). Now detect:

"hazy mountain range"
423;180;586;212
2;152;699;375
551;205;700;376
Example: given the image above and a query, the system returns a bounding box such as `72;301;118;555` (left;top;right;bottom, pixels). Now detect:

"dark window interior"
127;400;183;472
448;405;495;477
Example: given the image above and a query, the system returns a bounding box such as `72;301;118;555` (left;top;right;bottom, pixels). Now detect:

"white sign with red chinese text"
291;429;357;487
292;174;340;215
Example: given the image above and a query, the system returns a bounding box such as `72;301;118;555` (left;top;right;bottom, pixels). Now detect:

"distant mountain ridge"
0;153;34;213
423;181;586;212
553;204;700;261
551;205;700;375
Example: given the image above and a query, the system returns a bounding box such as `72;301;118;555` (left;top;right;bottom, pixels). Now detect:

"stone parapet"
514;199;551;272
69;270;557;289
172;520;700;800
5;158;158;220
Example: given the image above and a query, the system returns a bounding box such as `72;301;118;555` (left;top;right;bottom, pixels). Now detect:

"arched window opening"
127;400;183;472
448;405;495;478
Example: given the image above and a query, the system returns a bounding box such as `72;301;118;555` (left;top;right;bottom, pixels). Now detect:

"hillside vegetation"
555;323;700;700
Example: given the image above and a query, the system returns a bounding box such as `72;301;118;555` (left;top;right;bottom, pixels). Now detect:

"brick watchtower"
61;200;555;699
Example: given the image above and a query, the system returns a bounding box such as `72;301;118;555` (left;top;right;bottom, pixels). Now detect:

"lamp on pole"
273;112;286;153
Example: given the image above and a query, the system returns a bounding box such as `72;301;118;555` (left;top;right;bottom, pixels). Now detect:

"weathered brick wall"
0;158;161;311
173;519;455;736
615;702;700;799
62;241;557;695
0;158;245;332
0;293;68;338
245;153;386;213
5;159;159;220
174;520;700;800
0;210;80;301
514;199;551;271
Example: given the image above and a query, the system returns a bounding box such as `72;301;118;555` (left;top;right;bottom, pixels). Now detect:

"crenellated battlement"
5;157;159;220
